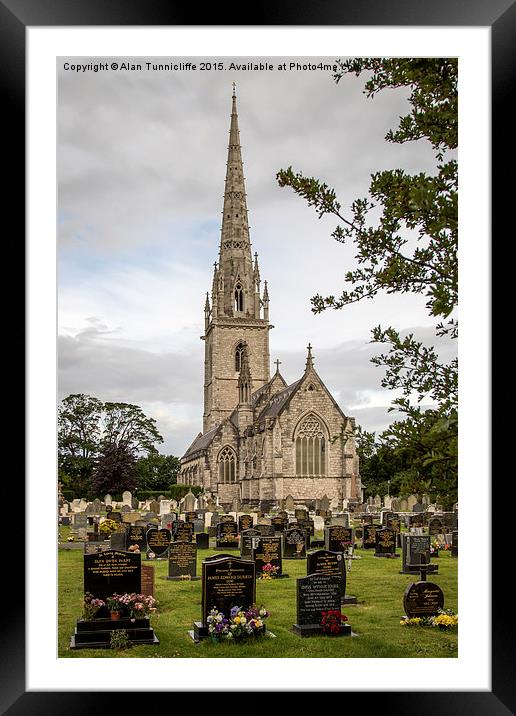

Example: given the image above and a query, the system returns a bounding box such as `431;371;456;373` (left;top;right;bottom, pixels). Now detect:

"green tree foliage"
58;394;103;495
134;453;180;491
91;441;138;497
58;394;166;497
277;58;458;499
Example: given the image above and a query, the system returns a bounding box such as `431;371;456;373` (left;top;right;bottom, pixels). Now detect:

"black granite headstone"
238;514;254;532
83;550;141;601
307;549;346;598
283;528;308;559
251;536;284;576
374;527;397;557
362;524;380;549
401;534;438;574
195;532;210;550
325;525;354;553
293;573;348;637
216;521;239;548
403;581;444;617
271;516;286;532
146;528;172;557
174;522;194;543
127;525;147;552
240;528;260;558
168;541;199;580
201;557;256;625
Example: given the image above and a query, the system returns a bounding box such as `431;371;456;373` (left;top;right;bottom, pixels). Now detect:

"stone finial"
305;342;314;370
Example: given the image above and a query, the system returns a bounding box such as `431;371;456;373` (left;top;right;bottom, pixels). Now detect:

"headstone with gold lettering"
168;541;199;580
71;550;158;649
190;556;256;642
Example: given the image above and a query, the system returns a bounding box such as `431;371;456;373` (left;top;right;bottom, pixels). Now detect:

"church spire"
219;85;251;260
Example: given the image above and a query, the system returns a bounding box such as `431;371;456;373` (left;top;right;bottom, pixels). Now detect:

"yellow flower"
234;616;241;624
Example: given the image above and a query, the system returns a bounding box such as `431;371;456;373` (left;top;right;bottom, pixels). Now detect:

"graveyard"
58;493;458;659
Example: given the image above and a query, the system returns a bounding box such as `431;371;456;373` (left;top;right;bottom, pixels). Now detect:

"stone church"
178;88;361;510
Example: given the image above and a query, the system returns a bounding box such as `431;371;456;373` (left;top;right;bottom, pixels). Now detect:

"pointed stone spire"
305;342;314;371
220;86;251;259
262;280;269;321
215;87;256;318
204;292;210;332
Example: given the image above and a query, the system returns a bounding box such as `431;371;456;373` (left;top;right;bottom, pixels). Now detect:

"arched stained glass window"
218;446;236;484
295;415;326;476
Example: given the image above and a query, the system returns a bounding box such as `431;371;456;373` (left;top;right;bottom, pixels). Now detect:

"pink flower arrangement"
107;593;158;619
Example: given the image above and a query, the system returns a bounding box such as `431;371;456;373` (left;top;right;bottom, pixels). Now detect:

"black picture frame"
6;0;506;710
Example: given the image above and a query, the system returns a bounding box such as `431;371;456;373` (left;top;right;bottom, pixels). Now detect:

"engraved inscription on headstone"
251;536;283;576
307;549;346;598
403;581;444;617
146;528;172;558
294;573;344;635
216;521;239;548
83;550;141;601
168;541;198;579
238;514;253;532
325;526;354;553
283;528;308;559
374;527;397;556
362;524;380;549
127;525;147;552
240;528;260;558
201;557;256;625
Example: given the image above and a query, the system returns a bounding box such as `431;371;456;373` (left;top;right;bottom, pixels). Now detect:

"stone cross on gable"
274;359;282;372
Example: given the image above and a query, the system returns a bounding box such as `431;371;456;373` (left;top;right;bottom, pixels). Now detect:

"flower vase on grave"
110;611;121;621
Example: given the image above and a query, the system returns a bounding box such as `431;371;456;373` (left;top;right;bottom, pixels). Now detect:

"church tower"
202;87;272;431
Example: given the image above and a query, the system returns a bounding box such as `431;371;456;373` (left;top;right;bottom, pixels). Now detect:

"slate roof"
182;425;220;460
181;375;303;461
256;379;302;421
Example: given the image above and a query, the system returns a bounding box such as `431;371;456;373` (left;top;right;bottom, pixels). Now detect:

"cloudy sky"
57;56;456;456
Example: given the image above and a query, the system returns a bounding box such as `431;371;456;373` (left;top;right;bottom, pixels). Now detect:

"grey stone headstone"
122;490;132;505
183;491;196;512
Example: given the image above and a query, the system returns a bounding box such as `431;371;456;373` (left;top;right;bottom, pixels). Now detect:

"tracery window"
295;414;327;476
235;342;245;372
218;446;236;483
234;282;244;312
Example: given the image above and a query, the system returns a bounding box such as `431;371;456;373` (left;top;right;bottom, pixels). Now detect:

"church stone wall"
205;321;270;429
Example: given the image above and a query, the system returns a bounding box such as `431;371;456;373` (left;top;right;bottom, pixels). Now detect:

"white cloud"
57;56;457;455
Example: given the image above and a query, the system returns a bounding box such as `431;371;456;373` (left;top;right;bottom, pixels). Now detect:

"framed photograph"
8;0;505;709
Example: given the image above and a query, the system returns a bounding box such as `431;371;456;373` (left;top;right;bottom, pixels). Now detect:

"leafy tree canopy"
277;58;458;500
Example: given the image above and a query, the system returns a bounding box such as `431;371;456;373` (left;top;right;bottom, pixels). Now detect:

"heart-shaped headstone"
146;528;171;557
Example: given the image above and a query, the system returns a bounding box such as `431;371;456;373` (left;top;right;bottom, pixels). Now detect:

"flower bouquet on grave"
430;608;458;631
320;610;348;636
116;593;158;620
99;519;118;538
106;594;125;620
258;562;279;580
82;593;105;621
207;605;270;642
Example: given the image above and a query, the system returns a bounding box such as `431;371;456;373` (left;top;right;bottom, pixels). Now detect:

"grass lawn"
58;530;458;658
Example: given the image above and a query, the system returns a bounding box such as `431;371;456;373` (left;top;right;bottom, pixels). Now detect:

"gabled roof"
182;425;220;460
256;379;302;421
